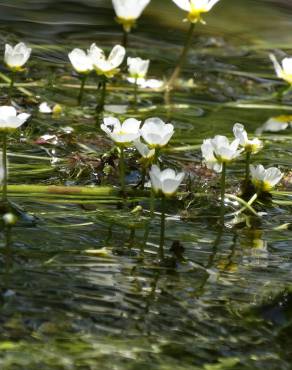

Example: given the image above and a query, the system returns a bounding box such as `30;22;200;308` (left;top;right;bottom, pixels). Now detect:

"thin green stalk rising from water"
9;73;15;101
245;151;251;185
119;146;126;196
134;77;138;107
2;133;8;202
220;163;226;223
97;78;107;114
167;23;195;90
159;196;166;260
78;75;87;105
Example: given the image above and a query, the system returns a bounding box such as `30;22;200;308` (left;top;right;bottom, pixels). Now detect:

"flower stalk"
119;146;126;195
2;132;8;202
78;75;87;105
9;73;15;100
167;23;195;89
134;77;138;106
153;148;160;164
140;166;146;190
123;28;128;48
226;193;259;217
220;162;226;222
245;151;251;184
143;188;155;249
97;78;107;114
159;196;166;260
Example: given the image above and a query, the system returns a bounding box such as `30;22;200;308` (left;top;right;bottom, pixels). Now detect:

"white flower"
0;106;30;131
149;165;184;197
201;135;242;173
39;102;52;114
172;0;220;23
134;139;155;159
211;135;242;162
250;164;283;193
256;115;292;135
201;139;222;173
88;44;126;78
233;123;263;154
101;117;141;146
4;42;32;71
112;0;151;31
68;48;93;74
127;78;164;89
270;54;292;85
140;118;174;148
127;57;150;79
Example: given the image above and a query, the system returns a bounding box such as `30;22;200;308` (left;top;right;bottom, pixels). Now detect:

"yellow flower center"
187;3;209;23
281;71;292;85
95;67;119;78
6;64;25;73
252;179;273;193
115;17;136;32
245;142;261;154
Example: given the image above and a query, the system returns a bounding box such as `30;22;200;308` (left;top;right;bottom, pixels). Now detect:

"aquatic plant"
270;54;292;99
134;139;155;160
134;139;155;189
270;54;292;85
88;44;126;112
250;165;283;193
127;57;150;104
112;0;151;45
201;135;242;220
0;106;30;203
68;48;93;104
140;118;174;153
149;165;184;198
168;0;220;88
4;42;31;99
101;117;141;194
149;164;184;258
233;123;263;184
172;0;220;23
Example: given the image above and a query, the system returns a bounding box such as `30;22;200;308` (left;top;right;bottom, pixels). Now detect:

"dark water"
0;1;292;369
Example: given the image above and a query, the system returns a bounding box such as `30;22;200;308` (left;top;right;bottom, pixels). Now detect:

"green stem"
245;151;251;185
220;163;226;223
123;29;128;48
5;184;115;196
78;74;87;105
96;78;107;114
134;77;138;106
159;196;166;260
167;22;195;90
2;133;8;203
140;167;146;190
142;188;155;249
226;193;259;217
119;146;126;196
154;148;160;164
9;73;15;100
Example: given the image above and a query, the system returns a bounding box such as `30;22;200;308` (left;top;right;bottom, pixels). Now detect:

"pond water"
0;0;292;369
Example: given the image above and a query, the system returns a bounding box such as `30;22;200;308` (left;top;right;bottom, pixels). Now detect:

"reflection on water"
0;0;292;369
